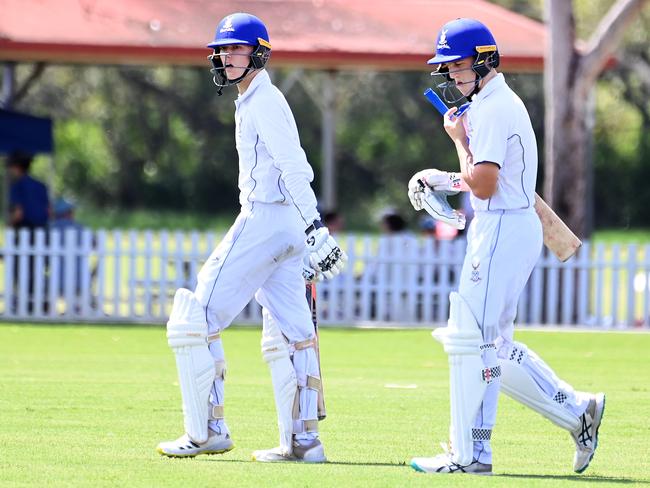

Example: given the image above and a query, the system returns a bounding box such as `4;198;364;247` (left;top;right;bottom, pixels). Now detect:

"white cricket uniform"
459;73;590;464
193;69;320;435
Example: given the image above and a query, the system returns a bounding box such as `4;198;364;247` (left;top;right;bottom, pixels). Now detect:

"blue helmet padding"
427;18;497;65
207;12;270;49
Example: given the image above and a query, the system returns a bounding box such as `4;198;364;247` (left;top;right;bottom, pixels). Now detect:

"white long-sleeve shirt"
464;73;538;212
234;69;319;226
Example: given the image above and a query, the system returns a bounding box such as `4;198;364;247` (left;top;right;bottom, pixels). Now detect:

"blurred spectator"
50;197;84;234
7;151;50;312
419;215;437;238
379;207;409;235
435;221;459;240
7;151;50;230
50;197;89;299
323;210;344;235
370;207;418;321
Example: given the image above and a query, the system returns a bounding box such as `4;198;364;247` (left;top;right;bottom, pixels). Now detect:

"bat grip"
423;88;448;116
423;88;471;117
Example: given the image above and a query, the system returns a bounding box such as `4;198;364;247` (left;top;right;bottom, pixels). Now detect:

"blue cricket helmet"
427;18;500;104
427;18;499;66
207;13;271;50
206;13;272;94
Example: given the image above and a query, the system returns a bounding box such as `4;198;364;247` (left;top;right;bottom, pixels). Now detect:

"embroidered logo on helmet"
220;16;235;33
437;29;450;50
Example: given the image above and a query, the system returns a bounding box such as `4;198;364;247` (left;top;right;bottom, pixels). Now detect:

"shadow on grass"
499;473;648;484
193;458;407;468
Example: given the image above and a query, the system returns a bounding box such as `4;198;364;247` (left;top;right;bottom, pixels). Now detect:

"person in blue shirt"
7;151;50;230
7;151;50;313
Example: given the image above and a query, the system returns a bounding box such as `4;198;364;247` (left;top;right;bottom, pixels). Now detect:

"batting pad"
261;309;298;455
432;292;488;466
497;339;580;432
167;288;215;444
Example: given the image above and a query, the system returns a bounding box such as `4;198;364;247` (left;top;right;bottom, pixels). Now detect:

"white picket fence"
1;228;649;328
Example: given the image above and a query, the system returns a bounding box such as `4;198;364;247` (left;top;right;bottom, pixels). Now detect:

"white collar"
236;69;270;103
473;72;506;103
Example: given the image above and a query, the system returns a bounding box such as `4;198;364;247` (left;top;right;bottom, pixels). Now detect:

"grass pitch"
1;324;649;487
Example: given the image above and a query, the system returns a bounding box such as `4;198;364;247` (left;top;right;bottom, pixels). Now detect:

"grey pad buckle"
210;405;224;420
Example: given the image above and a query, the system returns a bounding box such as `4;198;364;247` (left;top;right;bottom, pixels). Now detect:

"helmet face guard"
207;42;271;89
206;13;272;94
431;49;500;104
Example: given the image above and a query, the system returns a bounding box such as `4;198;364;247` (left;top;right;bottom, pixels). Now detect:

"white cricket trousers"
193;202;316;433
458;209;590;464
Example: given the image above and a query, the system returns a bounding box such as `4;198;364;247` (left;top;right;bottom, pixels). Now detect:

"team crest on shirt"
471;257;481;283
437;29;450;50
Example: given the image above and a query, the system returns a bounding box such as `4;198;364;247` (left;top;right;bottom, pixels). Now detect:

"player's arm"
253;95;347;279
252;95;319;226
8;185;24;225
449;132;498;200
443;107;501;200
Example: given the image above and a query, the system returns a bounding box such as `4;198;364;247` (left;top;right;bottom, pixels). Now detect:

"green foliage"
1;324;649;486
10;1;650;230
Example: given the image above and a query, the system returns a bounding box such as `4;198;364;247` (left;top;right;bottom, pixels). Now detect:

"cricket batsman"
157;12;346;463
407;18;605;475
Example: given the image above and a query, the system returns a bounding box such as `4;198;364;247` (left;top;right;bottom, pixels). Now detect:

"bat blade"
534;194;582;261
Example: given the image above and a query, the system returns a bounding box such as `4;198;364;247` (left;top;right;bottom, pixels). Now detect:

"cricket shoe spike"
572;392;606;473
157;431;234;458
252;438;326;463
410;453;492;475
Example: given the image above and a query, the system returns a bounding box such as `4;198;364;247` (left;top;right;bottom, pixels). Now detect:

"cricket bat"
423;88;582;261
533;194;582;262
306;282;327;420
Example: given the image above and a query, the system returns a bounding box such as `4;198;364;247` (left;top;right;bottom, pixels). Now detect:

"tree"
544;0;649;237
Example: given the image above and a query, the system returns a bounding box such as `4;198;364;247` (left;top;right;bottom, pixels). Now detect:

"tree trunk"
544;0;649;238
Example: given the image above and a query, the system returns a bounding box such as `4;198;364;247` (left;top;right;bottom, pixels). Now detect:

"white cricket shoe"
157;432;234;458
571;392;605;473
252;438;326;463
411;453;492;475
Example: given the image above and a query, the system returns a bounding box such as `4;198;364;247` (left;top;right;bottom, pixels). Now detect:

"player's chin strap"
261;310;322;455
208;54;259;97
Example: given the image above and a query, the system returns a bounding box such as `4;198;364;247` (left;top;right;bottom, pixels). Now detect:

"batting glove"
408;169;462;211
305;221;347;280
302;255;319;283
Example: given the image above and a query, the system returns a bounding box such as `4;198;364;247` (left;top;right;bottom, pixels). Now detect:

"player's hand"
305;225;347;280
302;255;319;283
443;107;467;142
408;169;462;211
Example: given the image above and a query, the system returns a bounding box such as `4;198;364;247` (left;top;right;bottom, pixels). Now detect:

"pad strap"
293;419;319;434
291;338;317;352
292;374;321;434
210;405;224;420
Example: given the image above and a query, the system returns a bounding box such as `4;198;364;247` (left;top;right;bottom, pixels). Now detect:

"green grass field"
1;324;649;487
